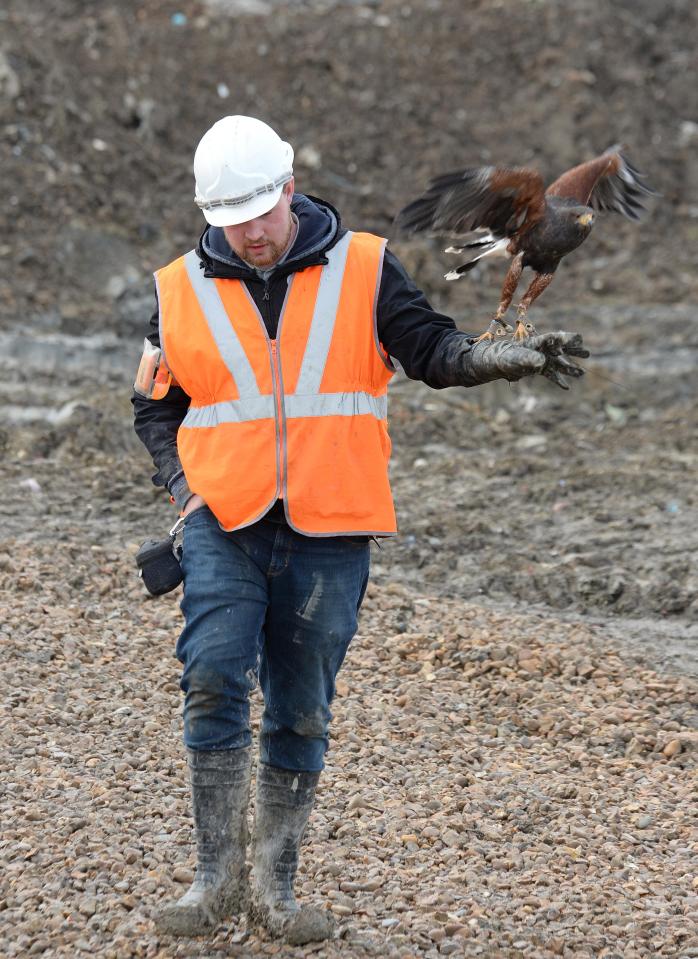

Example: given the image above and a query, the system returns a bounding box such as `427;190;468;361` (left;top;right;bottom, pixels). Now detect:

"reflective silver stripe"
285;392;387;419
371;240;395;372
181;391;386;428
154;270;167;365
294;232;353;395
183;250;260;397
182;395;276;428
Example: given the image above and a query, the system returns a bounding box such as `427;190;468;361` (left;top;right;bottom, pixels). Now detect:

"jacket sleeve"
376;248;482;389
131;295;193;510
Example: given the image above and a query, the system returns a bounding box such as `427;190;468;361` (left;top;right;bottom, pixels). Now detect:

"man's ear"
284;177;295;199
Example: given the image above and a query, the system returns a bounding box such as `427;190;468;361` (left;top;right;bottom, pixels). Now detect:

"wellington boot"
248;764;334;945
155;747;251;936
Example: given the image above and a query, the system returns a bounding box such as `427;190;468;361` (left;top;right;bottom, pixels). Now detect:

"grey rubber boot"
155;746;251;936
249;764;335;945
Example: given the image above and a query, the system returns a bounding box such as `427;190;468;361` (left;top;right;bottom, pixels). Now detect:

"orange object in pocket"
134;338;174;400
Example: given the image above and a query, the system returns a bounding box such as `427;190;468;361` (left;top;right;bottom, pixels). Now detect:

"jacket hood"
198;193;343;278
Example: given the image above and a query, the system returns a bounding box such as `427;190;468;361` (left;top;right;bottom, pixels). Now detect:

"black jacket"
132;194;476;509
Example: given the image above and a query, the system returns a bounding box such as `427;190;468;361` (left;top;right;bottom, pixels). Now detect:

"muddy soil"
4;295;696;674
2;0;697;956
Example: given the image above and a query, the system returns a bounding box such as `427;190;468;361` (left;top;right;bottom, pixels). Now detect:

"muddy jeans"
176;505;370;772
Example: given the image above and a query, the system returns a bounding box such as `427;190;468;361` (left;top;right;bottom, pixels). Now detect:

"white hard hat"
193;115;294;227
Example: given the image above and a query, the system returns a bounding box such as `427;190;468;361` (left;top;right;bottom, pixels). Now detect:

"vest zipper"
270;339;285;498
262;281;271;335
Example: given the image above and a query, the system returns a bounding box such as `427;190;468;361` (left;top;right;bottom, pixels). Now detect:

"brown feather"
394;165;547;240
487;168;547;237
545;151;620;205
545;146;655;220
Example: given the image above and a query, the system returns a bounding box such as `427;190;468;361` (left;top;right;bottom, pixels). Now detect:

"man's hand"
462;330;589;390
182;493;207;517
520;331;590;390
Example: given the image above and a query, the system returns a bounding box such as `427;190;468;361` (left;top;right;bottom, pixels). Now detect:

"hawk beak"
578;212;594;226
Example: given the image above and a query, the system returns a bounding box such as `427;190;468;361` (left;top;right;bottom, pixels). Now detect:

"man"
132;115;588;944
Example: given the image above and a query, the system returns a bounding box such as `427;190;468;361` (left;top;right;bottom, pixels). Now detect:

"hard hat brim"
200;183;285;227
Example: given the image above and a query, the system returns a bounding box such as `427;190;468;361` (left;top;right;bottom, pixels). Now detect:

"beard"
240;216;295;268
241;239;285;267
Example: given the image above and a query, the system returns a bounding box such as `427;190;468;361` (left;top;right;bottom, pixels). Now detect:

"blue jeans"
176;506;370;772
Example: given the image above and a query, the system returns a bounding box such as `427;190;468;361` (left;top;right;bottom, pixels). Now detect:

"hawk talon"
513;318;536;340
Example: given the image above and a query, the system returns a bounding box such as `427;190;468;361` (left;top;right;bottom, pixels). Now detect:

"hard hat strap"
195;173;293;212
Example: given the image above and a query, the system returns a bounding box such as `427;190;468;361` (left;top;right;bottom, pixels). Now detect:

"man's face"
222;179;295;268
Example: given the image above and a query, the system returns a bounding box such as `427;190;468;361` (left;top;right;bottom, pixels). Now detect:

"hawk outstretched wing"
395;166;547;241
545;146;657;221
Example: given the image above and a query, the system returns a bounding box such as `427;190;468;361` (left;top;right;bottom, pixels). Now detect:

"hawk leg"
472;253;523;343
513;272;555;340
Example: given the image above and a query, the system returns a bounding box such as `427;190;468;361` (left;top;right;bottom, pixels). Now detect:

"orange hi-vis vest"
156;231;397;535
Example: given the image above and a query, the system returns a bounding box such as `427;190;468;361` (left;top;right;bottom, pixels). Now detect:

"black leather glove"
461;331;589;391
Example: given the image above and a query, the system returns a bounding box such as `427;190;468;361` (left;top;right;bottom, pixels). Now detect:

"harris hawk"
395;146;657;341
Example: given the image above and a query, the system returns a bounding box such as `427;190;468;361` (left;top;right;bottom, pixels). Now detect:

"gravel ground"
2;525;697;958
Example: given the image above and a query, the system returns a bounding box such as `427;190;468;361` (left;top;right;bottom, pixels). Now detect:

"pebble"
331;904;352;916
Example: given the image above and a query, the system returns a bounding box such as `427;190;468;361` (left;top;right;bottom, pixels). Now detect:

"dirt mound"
2;0;697;331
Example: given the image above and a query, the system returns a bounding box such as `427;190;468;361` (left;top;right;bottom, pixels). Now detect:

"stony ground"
3;0;698;956
2;530;697;959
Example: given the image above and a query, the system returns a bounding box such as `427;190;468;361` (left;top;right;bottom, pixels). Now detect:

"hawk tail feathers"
444;233;496;254
444;237;509;280
445;262;479;281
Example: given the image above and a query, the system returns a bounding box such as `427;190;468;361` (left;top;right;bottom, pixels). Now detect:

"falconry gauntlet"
460;331;589;391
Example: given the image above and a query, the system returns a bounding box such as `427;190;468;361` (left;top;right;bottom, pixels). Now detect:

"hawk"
395;146;657;340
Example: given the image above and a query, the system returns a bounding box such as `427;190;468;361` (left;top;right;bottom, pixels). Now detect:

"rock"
331;903;352;916
0;51;21;99
79;899;97;917
296;144;322;170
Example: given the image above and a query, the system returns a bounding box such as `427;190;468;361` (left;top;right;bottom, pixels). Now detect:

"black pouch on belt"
135;537;183;596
